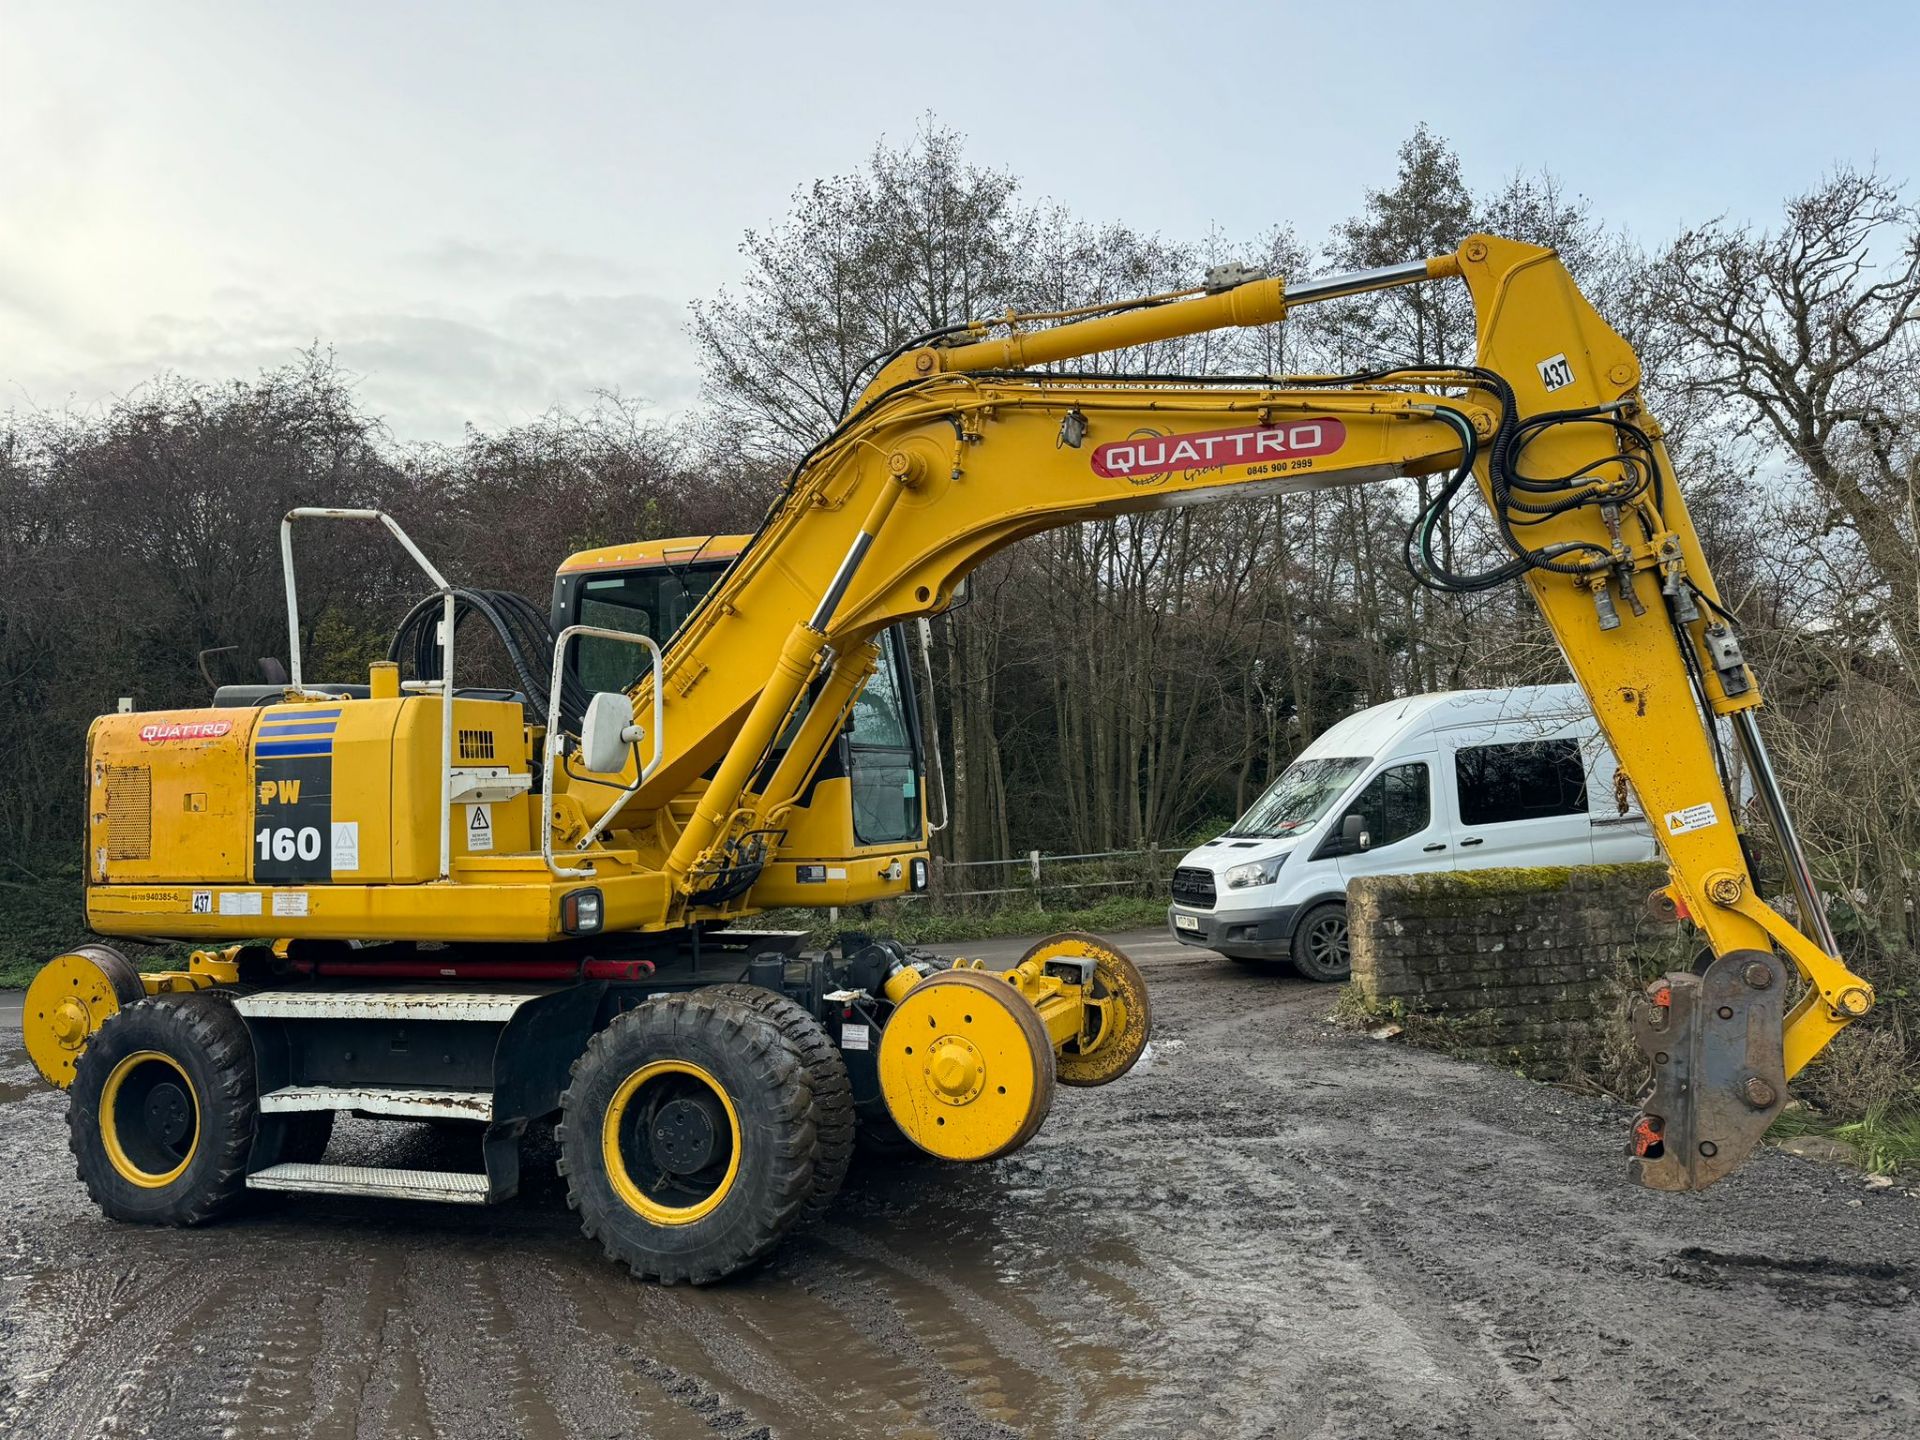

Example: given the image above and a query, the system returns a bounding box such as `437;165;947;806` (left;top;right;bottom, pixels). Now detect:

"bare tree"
1650;168;1920;672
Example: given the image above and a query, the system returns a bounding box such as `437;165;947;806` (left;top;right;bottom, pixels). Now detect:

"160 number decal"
256;826;323;863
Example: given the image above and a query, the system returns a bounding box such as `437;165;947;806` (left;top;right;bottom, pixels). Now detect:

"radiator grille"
458;729;496;761
104;765;152;860
1170;866;1216;909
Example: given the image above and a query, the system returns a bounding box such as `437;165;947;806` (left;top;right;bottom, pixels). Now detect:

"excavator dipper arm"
593;233;1869;1191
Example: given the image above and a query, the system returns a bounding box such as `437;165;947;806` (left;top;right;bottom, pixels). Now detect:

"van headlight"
1223;857;1284;890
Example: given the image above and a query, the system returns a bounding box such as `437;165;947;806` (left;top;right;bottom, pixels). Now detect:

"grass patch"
0;860;89;989
1831;1105;1920;1175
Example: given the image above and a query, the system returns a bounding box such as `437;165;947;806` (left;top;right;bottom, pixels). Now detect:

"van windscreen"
1226;756;1369;839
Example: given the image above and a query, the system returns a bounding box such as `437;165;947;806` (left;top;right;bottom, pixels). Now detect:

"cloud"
398;240;645;289
1;286;705;443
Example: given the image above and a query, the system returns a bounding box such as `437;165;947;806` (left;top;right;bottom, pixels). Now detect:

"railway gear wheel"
877;969;1055;1161
697;983;854;1226
1291;901;1352;982
67;993;259;1225
557;991;819;1284
25;944;145;1090
1017;931;1152;1087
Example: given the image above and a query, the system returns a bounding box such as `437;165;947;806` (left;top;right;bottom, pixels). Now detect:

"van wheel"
1290;902;1351;982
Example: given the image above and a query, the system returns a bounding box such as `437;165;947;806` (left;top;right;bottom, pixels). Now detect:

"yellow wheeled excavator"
24;233;1874;1281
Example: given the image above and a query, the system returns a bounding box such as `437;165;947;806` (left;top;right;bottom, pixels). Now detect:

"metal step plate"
260;1085;493;1122
247;1162;492;1204
234;989;550;1023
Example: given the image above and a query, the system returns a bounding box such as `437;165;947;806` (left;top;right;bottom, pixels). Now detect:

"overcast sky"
5;2;1917;442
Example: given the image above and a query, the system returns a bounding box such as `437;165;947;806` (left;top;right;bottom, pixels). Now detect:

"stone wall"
1347;863;1673;1079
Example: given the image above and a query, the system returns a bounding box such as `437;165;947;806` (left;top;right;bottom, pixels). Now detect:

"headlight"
561;887;604;934
1224;857;1282;890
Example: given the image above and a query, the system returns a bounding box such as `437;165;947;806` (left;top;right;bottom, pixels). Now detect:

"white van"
1166;686;1657;981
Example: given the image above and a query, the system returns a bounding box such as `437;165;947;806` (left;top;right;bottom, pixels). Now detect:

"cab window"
1346;762;1431;847
1455;738;1587;826
573;569;720;693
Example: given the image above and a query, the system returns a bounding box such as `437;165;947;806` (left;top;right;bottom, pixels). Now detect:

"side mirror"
1341;813;1371;851
579;692;642;773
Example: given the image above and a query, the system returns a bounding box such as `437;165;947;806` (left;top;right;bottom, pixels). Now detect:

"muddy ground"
1;931;1916;1440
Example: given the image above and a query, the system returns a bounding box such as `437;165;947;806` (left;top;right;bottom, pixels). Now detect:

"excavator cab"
549;535;935;907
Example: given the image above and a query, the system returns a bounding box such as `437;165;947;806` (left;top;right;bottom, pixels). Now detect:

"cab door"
844;629;923;845
1314;755;1448;883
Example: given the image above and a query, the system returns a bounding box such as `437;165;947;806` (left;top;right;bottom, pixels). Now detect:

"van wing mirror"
579;692;642;773
1341;813;1371;850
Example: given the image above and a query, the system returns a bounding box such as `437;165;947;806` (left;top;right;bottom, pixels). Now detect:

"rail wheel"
696;983;854;1226
558;991;819;1284
877;969;1055;1161
1017;931;1153;1087
67;992;258;1225
25;944;145;1089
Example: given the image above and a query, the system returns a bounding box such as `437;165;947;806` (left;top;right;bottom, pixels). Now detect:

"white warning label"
331;821;360;873
1664;803;1719;836
218;891;263;917
272;891;310;917
466;804;494;852
840;1022;871;1052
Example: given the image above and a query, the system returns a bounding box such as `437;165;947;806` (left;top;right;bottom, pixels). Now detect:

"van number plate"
1174;913;1201;933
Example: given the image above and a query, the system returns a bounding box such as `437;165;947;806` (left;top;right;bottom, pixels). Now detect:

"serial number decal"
1091;420;1347;483
1538;353;1575;392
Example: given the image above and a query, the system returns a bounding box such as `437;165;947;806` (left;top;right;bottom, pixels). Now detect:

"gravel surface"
2;933;1916;1439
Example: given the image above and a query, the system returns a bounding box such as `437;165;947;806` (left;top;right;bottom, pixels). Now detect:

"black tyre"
557;991;818;1284
697;983;853;1227
68;993;258;1225
1290;901;1351;982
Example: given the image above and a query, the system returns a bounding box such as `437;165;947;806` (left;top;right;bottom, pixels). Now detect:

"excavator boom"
633;233;1872;1188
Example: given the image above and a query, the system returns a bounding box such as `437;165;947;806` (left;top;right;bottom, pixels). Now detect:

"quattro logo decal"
138;719;233;743
1091;420;1347;482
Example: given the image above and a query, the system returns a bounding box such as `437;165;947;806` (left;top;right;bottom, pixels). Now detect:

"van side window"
1348;762;1430;846
1455;739;1587;826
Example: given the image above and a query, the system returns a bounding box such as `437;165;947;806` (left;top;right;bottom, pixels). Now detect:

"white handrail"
280;508;459;880
540;625;666;879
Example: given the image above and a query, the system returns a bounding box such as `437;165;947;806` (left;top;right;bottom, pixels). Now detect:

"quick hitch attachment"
1627;948;1790;1191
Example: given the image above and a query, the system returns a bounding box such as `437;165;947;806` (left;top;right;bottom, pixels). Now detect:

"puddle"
1668;1247;1917;1309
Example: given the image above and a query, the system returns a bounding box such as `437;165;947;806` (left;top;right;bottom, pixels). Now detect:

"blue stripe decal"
257;721;338;736
257;740;333;757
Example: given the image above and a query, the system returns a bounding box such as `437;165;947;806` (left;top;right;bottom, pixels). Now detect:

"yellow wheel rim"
878;970;1054;1162
601;1059;742;1226
100;1050;200;1188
